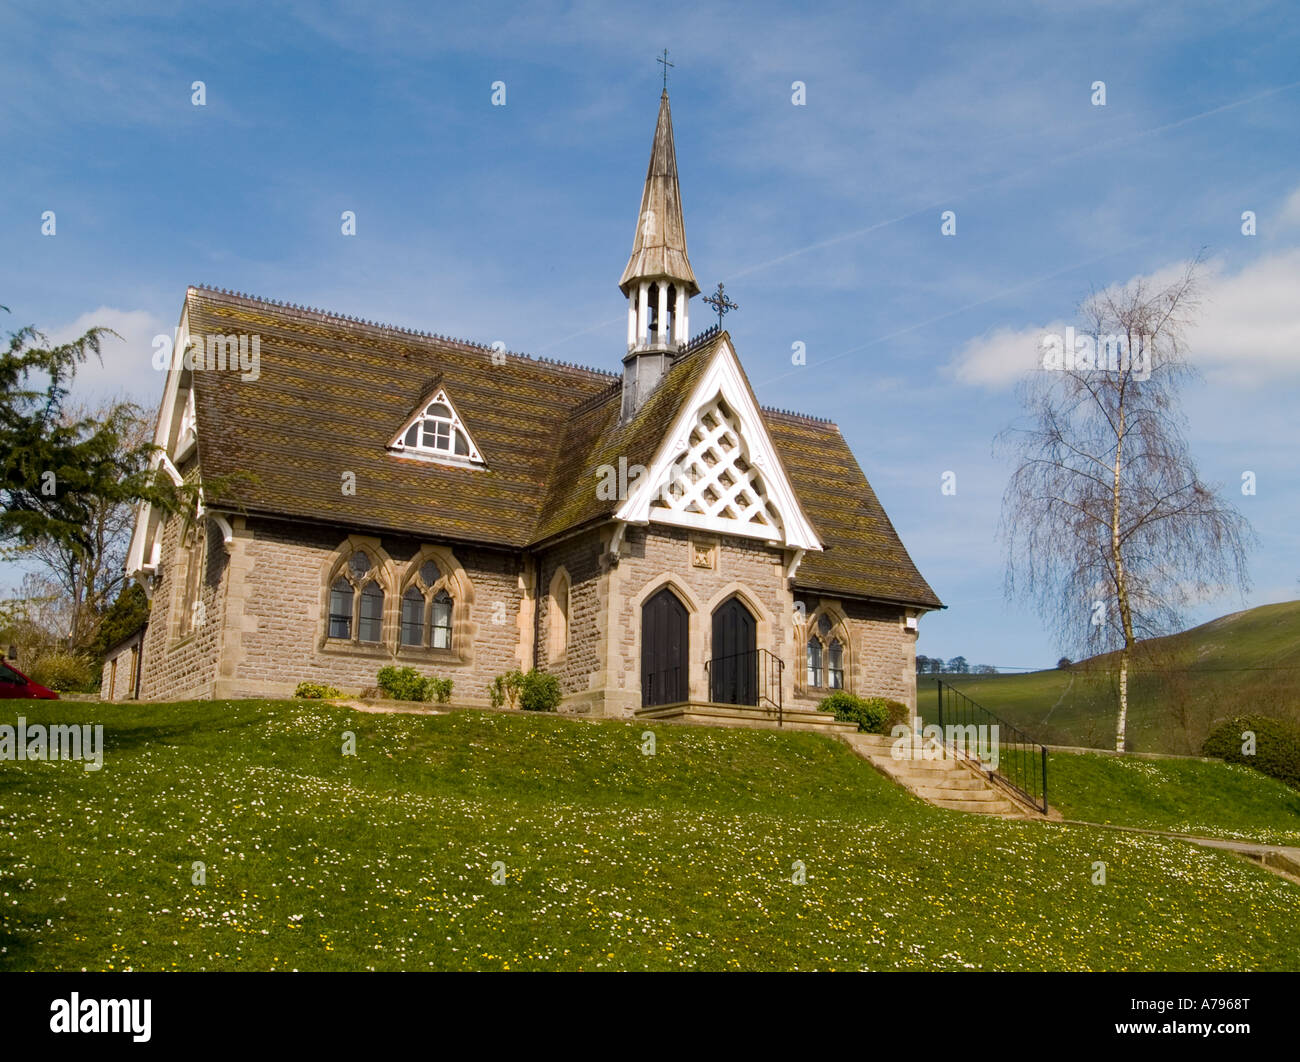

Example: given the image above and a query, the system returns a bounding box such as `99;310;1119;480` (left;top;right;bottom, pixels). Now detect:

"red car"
0;660;58;699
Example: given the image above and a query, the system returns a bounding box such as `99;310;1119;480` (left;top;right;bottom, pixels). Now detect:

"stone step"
930;796;1024;816
908;774;988;792
913;784;1004;803
867;753;960;774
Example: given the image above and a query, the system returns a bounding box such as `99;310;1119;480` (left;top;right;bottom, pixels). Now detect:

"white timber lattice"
649;394;783;539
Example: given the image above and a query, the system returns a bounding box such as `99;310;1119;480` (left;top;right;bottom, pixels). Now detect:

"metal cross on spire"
657;48;674;91
703;282;738;329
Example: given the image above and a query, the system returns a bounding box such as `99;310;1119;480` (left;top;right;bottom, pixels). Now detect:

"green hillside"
2;698;1298;972
921;600;1300;754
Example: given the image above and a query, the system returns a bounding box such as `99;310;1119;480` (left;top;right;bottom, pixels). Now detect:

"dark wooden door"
711;597;757;705
642;588;688;707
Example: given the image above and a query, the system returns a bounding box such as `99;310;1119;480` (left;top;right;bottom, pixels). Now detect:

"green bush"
294;681;341;699
28;651;96;692
1202;715;1300;791
375;667;452;704
376;666;428;702
518;669;562;712
488;670;524;709
817;692;908;734
880;697;912;732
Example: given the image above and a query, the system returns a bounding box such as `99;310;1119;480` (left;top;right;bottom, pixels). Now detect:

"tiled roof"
186;286;940;609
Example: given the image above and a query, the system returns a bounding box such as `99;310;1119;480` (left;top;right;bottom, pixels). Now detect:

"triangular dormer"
388;387;485;467
615;337;822;553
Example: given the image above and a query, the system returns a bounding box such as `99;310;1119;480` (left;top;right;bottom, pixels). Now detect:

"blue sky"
3;0;1298;668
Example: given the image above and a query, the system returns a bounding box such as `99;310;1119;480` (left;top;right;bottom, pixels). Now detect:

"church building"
122;90;941;725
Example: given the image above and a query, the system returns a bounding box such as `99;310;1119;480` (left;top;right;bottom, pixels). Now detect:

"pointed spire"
619;91;699;297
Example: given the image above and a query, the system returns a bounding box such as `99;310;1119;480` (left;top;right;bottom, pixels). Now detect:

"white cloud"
1280;185;1300;226
43;307;168;406
950;249;1300;389
948;320;1067;388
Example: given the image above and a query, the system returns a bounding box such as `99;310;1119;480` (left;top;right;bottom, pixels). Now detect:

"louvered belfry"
620;90;701;420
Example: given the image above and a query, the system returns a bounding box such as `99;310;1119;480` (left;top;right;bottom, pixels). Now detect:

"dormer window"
389;388;485;467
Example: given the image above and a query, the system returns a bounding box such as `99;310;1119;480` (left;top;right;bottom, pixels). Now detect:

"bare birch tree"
997;256;1253;751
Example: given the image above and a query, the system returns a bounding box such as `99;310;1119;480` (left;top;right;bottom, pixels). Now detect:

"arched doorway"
710;596;757;705
641;587;688;706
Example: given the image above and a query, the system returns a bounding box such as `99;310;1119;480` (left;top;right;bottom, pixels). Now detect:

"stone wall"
136;507;922;714
138;510;228;700
536;529;606;706
100;632;143;701
788;592;918;711
602;524;795;717
210;517;527;702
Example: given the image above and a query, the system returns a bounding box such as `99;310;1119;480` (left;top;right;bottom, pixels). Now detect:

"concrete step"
839;732;1039;820
867;754;960;774
930;795;1024;816
909;774;988;792
914;784;1004;803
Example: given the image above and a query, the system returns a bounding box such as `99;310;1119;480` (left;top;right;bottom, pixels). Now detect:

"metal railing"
705;648;784;727
936;680;1048;813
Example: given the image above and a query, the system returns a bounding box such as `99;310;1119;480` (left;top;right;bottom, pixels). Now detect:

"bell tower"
619;88;699;420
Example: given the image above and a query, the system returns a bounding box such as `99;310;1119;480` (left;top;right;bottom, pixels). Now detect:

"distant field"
2;698;1298;972
919;600;1300;754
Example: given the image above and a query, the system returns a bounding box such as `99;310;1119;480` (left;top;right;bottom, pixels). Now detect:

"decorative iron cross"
657;48;673;91
703;282;738;329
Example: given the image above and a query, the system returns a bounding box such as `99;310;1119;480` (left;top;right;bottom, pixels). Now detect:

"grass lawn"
2;698;1298;971
1046;750;1300;847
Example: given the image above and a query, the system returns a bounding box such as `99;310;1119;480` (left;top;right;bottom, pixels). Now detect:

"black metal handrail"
936;680;1048;813
705;648;784;726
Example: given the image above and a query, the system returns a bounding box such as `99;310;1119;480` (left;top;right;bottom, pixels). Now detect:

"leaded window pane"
359;581;384;643
329;578;353;639
828;639;844;690
401;587;424;647
419;560;440;587
806;638;822;688
349;551;370;578
431;590;452;649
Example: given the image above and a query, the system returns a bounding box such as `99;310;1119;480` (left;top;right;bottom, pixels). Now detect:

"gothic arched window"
327;549;387;645
548;567;571;661
398;555;457;652
176;519;206;638
805;610;850;691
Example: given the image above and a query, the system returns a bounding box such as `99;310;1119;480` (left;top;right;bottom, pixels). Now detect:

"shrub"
294;681;341;699
1057;657;1072;670
818;691;889;733
488;670;524;709
518;669;562;712
1202;715;1300;791
376;666;428;702
28;651;96;692
375;667;452;703
880;697;912;732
